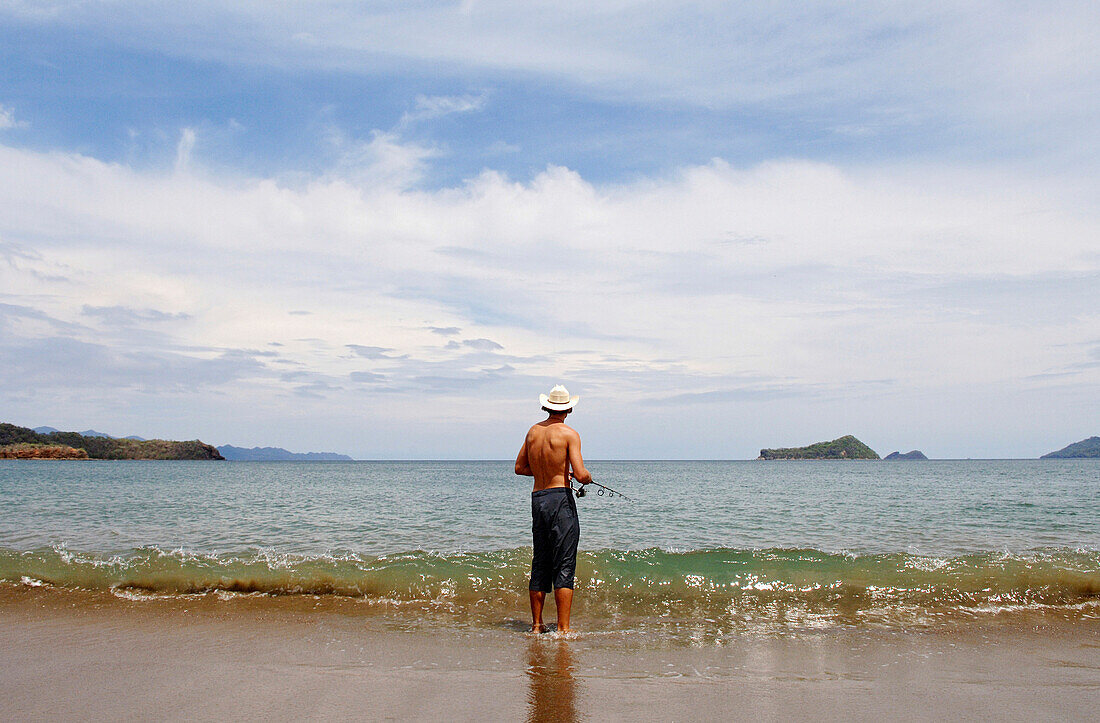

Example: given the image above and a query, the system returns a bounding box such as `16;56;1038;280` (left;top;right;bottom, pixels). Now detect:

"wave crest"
3;545;1098;627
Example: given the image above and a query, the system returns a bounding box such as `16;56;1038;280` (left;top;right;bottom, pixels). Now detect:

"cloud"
0;335;270;391
408;363;515;391
330;129;438;189
82;305;191;324
0;134;1098;456
292;380;344;398
346;345;397;359
349;370;386;383
0;104;27;131
0;301;85;335
652;378;897;406
400;93;487;127
446;338;503;351
175;127;196;172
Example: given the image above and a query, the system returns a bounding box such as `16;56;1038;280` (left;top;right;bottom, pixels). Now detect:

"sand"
1;585;1098;721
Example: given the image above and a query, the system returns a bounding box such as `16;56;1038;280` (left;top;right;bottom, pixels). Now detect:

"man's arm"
567;431;592;485
514;437;533;476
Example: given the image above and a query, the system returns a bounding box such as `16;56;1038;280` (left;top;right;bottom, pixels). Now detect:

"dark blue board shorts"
530;487;580;592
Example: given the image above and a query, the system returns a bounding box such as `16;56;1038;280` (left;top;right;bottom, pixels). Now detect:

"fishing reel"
569;473;587;498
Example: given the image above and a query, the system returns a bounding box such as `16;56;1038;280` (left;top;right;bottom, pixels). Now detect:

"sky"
1;1;1098;459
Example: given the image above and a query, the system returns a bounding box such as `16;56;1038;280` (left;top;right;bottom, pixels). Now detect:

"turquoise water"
1;460;1096;554
1;459;1098;632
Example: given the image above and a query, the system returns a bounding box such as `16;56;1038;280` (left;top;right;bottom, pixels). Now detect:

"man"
514;384;592;634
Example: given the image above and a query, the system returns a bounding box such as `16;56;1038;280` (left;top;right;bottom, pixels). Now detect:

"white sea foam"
905;556;950;572
110;587;159;601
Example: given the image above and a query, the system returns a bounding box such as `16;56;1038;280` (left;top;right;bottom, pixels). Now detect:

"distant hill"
884;450;928;460
218;445;354;461
758;435;880;460
35;426;143;440
1041;437;1100;459
79;429;114;438
1;423;223;460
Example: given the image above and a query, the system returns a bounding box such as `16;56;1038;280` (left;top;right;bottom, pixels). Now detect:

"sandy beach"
2;585;1097;721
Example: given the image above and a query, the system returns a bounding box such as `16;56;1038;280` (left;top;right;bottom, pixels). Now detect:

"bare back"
515;417;591;491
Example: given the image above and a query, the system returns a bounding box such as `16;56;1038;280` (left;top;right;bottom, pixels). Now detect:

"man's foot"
531;622;547;633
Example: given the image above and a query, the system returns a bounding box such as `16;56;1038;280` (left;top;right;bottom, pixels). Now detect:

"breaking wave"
3;545;1098;629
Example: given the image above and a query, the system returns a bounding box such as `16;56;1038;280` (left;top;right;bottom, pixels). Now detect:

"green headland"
1041;436;1100;459
0;423;224;460
758;435;880;460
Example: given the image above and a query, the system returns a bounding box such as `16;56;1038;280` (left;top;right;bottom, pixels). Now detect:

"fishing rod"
569;473;634;502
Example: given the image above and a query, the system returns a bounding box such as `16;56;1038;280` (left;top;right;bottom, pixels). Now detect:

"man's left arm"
567;431;592;485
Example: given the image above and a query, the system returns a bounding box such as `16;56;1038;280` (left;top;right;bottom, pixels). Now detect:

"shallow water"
1;459;1097;635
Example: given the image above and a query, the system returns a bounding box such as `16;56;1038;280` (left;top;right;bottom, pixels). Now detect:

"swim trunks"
529;487;580;592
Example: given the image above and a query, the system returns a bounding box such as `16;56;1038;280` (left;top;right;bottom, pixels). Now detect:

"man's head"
539;384;578;415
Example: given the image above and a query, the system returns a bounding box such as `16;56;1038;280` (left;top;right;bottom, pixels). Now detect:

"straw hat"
540;384;579;412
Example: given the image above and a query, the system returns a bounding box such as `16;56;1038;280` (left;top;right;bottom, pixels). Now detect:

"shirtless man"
514;384;592;633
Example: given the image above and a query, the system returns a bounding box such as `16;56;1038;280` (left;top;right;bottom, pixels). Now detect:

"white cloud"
400;93;487;127
174;127;196;172
0;137;1097;456
328;129;438;190
0;104;27;130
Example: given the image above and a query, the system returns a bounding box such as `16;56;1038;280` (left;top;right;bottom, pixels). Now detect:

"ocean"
2;459;1098;641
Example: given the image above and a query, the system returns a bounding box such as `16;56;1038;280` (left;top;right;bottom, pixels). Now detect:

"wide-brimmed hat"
540;384;579;412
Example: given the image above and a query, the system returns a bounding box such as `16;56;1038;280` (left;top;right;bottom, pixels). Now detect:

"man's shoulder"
526;421;578;439
557;423;580;440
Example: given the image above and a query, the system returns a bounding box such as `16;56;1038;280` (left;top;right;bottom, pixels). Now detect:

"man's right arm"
514;436;533;476
567;432;592;485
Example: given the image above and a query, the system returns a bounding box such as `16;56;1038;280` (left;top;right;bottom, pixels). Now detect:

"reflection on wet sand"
526;638;581;722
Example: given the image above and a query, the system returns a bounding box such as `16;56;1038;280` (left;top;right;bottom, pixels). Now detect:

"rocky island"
758;435;879;460
1040;436;1100;459
0;423;224;460
884;450;928;460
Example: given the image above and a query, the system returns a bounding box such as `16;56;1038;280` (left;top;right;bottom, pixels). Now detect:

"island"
217;445;354;461
0;423;224;460
757;435;879;460
1040;436;1100;459
884;450;928;460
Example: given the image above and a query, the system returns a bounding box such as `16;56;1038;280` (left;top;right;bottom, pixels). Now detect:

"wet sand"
1;586;1098;721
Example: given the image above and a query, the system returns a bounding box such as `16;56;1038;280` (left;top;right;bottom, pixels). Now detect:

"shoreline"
2;586;1098;720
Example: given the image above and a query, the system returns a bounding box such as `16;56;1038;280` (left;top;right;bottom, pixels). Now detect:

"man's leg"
554;587;573;633
551;493;579;634
530;590;546;633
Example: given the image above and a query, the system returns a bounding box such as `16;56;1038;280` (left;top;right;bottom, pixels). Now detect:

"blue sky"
1;2;1098;458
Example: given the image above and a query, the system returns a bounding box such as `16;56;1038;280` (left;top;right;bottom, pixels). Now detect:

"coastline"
2;585;1097;720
